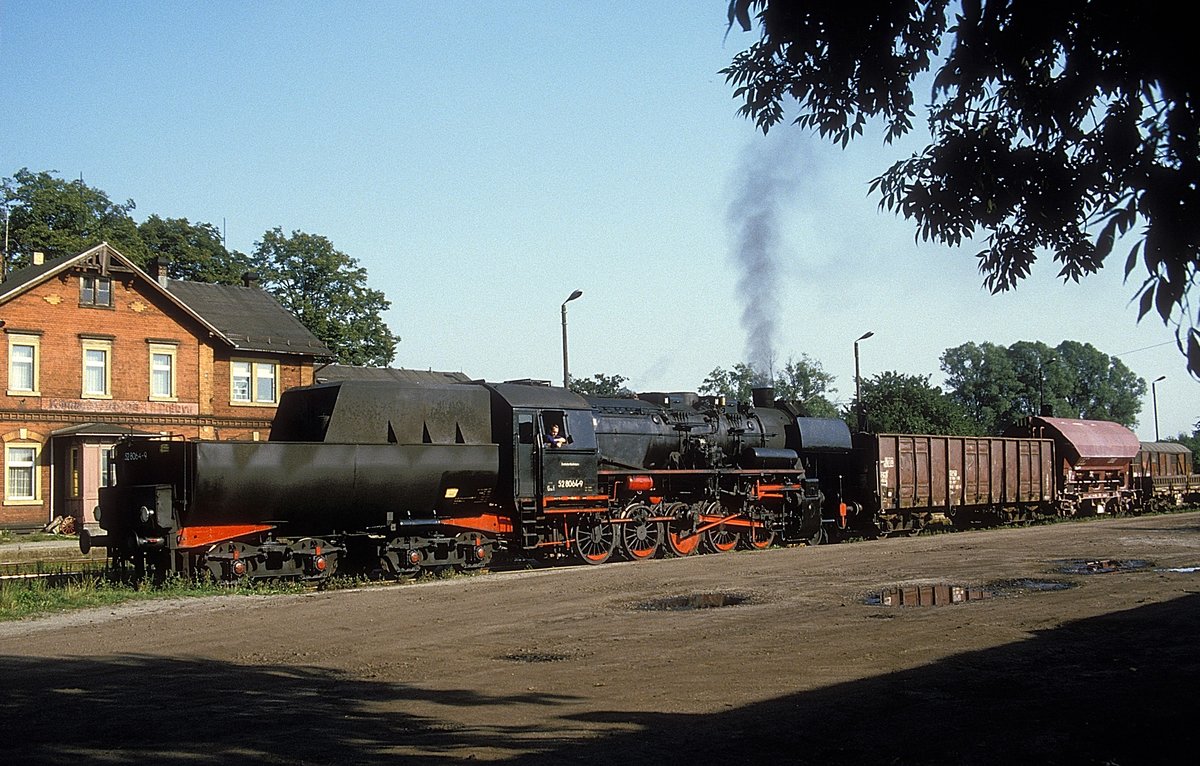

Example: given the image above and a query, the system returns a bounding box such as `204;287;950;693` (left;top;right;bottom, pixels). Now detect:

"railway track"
0;559;104;581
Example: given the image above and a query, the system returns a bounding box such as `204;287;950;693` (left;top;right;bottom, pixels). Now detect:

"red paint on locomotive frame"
439;514;516;534
176;524;274;549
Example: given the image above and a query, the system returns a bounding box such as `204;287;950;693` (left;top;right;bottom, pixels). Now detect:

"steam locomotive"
83;375;1182;583
84;377;847;581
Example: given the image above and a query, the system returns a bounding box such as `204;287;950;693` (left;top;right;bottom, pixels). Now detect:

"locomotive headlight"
93;505;102;523
138;505;155;523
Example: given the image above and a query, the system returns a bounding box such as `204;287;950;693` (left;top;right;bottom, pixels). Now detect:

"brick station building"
0;243;331;530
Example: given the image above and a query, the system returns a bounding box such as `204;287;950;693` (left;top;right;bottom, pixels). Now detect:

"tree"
701;356;838;414
1;168;148;272
699;362;765;402
1166;421;1200;465
724;1;1200;377
1056;340;1145;425
941;339;1145;430
139;215;251;284
569;373;633;398
773;354;838;416
251;228;398;367
939;341;1021;434
700;361;790;403
850;371;975;435
1004;340;1074;421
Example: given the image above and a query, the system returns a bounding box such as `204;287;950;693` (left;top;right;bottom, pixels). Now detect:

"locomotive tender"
86;377;842;581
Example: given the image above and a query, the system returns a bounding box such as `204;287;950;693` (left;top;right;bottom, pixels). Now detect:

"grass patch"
0;574;308;623
0;530;76;545
0;563;484;622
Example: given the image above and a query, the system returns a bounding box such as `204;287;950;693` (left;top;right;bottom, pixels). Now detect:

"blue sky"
2;1;1195;439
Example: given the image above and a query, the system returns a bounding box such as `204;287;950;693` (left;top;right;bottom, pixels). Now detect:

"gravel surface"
3;511;1198;765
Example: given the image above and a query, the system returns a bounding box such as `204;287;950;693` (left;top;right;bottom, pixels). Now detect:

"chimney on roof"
33;251;44;265
242;271;259;288
149;256;169;287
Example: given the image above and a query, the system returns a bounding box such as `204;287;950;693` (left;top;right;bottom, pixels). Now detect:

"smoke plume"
726;131;807;381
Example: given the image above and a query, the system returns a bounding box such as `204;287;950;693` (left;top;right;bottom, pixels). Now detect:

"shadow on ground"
5;593;1198;765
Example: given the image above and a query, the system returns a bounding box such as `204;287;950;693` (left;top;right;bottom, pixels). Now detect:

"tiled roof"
0;254;73;300
164;279;332;357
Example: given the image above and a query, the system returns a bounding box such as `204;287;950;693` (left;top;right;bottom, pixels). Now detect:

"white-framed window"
7;333;40;395
82;339;112;398
148;343;177;400
80;275;113;307
256;363;276;403
5;443;40;503
231;359;279;405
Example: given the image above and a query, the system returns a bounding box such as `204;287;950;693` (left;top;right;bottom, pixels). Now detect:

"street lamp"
1152;375;1166;441
561;289;583;388
854;331;874;433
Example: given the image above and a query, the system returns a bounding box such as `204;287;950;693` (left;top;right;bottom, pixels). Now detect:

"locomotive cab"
487;382;601;551
522;409;597;497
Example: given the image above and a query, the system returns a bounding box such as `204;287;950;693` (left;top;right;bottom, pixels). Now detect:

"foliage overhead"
251;228;398;367
851;370;975;435
724;1;1200;377
940;339;1145;431
569;373;633;398
1;168;148;270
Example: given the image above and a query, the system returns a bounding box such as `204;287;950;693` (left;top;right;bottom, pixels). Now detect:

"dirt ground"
3;512;1199;765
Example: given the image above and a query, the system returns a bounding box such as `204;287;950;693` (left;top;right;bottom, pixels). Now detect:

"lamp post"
1152;375;1166;441
854;331;874;433
561;289;583;389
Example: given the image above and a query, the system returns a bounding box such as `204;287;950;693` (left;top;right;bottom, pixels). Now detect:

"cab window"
517;413;535;445
540;412;569;447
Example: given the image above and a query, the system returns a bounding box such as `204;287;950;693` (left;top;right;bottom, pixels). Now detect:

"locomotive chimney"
751;387;775;408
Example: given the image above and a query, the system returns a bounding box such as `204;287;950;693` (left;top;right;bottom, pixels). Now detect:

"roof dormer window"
80;275;112;307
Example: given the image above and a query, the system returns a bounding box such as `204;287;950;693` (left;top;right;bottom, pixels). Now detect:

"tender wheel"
293;537;338;581
664;502;701;557
572;515;616;565
203;541;259;582
742;519;775;550
619;503;662;561
457;532;493;570
704;522;740;554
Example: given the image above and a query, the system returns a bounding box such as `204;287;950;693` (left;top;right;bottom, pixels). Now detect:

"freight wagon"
1006;416;1142;515
1135;441;1200;508
845;433;1056;533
